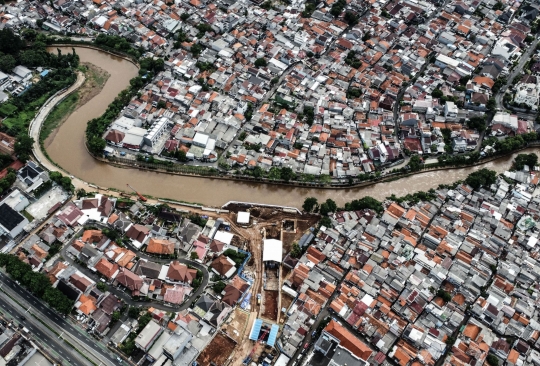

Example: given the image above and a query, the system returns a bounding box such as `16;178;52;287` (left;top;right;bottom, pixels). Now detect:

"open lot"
281;293;294;313
223;308;250;343
26;186;68;220
262;290;278;321
196;333;236;366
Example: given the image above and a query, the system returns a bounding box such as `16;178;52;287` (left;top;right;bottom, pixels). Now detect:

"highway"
0;291;87;366
0;271;120;366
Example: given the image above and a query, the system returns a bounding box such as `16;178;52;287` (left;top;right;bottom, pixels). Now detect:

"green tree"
14;134;34;162
437;289;452;302
0;29;24;55
128;307;140;318
320;198;337;215
254;58;267;67
343;197;383;213
486;98;496;111
112;311;121;322
344;11;359;25
175;149;188;162
290;242;302;258
302;197;318;212
88;136;106;155
512;153;538;171
280;167;295;181
319;216;332;228
409;155;423;171
191;43;204;58
190;251;199;260
467;116;487;132
464;168;497;189
431;89;443;98
0;54;16;73
213;281;226;293
486;354;499;366
97;282;107;291
76;188;87;199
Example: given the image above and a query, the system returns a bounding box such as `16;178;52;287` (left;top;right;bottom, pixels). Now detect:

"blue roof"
240;293;251;309
267;324;280;347
249;319;263;341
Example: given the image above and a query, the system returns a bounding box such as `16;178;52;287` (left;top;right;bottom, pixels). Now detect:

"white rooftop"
263;239;283;262
237;212;250;224
214;230;233;245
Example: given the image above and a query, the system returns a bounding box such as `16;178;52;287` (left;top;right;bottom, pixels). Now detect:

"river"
46;47;539;208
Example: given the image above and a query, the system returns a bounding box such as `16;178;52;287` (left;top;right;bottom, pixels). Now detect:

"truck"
257;294;261;305
22;327;29;334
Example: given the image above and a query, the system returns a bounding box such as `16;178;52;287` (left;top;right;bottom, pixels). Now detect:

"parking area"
26;186;68;220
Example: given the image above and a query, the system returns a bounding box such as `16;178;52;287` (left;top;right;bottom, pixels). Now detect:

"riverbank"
41;63;110;148
35;46;540;208
92;142;539;191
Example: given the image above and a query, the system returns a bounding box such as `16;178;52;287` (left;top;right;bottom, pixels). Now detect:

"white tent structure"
263;239;283;263
237;212;250;224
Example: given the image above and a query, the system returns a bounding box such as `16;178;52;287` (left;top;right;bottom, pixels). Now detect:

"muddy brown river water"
46;47;539;207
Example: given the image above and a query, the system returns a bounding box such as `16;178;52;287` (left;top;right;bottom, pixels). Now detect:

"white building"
263;239;283;264
144;117;169;147
135;320;163;351
492;111;518;130
514;82;540;110
444;101;458;121
0;189;29;212
0;203;29;239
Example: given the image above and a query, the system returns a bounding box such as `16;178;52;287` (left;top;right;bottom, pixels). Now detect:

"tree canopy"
0;254;73;314
302;197;318;213
512;153;538;171
343;197;383;213
464;168;497;189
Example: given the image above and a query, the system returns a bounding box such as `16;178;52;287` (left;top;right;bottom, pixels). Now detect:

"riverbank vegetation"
85;55;164;155
39;92;79;143
40;63;110;147
0;30;79;137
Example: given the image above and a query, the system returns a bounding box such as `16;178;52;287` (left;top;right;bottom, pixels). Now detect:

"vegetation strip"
0;286;97;365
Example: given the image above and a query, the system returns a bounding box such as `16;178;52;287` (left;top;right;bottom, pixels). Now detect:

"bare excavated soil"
262;290;278;321
196;333;236;366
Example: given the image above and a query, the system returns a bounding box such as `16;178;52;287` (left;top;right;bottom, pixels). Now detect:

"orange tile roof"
324;320;373;360
146;238;175;255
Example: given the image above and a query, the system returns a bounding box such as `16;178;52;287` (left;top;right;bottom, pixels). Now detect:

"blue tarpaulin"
249;319;263;341
240;293;251;309
267;324;279;347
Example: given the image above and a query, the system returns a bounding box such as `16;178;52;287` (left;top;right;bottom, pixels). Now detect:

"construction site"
207;203;318;366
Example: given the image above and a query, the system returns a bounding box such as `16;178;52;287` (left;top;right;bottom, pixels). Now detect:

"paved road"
495;38;540;114
0;272;120;366
0;292;87;366
28;71;89;193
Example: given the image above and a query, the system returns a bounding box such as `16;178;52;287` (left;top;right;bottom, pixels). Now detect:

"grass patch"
2;110;37;132
21;210;34;222
40;92;79;142
0;103;18;117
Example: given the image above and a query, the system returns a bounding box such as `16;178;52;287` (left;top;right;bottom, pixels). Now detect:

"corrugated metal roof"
267;324;280;347
249;319;263;341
